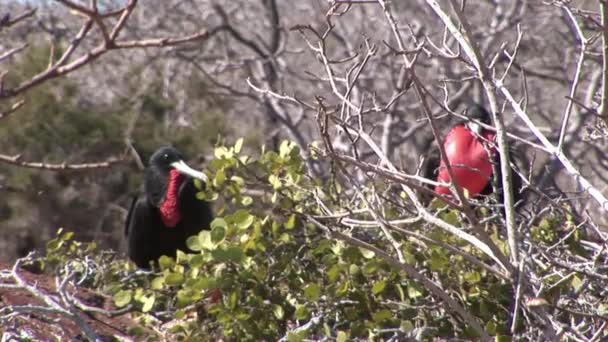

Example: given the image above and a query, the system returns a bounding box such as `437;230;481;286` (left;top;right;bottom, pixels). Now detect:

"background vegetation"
1;0;608;340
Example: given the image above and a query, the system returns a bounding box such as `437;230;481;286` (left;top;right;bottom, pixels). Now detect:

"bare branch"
0;154;123;170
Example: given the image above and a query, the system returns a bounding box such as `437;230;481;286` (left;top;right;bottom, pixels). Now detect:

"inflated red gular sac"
435;124;497;198
159;169;185;228
125;147;214;269
423;104;524;216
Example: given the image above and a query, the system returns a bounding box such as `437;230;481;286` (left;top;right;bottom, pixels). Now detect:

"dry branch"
0;154;123;170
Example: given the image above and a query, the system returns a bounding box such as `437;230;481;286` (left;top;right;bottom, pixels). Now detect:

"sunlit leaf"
407;283;423;299
158;255;174;270
234;138;244;153
141;294;155;313
211;226;226;244
336;331;348;342
372;280;386;295
151;276;165;290
294;305;309;320
359;248;375;259
285;214;296;230
273;304;284;319
113;290;132;307
241;196;253;206
372;309;392;323
186;235;202;251
304;283;321;301
232;209;254;230
165;273;185;286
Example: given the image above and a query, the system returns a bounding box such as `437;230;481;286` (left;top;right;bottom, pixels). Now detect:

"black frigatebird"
125;147;213;268
424;104;523;206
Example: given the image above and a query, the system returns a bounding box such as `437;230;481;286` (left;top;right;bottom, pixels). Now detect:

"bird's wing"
126;197;159;269
124;196;138;237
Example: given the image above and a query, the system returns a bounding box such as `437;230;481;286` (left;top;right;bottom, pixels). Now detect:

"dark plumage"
424;104;523;207
125;147;213;268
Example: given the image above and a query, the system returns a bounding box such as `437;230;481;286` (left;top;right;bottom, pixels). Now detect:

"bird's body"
425;104;522;205
125;147;213;269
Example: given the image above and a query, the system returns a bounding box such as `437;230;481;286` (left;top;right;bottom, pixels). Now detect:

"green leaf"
286;332;304;342
212;247;244;263
60;231;74;241
241;196;253;206
285;214;296;230
294;305;309;320
273;304;284;319
396;284;405;302
327;265;341;283
485;321;497;335
359;248;375;259
198;230;217;250
141;295;155;313
571;275;583;292
234;138;244;153
372;280;386;295
175;250;187;263
230;175;244;186
165;273;185;286
211;226;226;244
186;235;202;251
228;291;239;310
304;283;321;301
335;281;349;297
232;209;255;230
372;309;392;323
362;260;380;275
214;169;226;187
158;255;174;270
407;283;423;299
189;254;204;268
269;174;282;190
279;140;296;158
113;290;132;308
442;210;460;226
214;146;233;159
210;218;227;229
336;331;348;342
193;178;203;190
401;320;414;333
176;289;196;308
46;239;62;252
463;271;481;284
151;276;165;290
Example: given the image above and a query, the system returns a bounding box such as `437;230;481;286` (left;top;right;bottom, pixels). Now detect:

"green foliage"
32;139;594;340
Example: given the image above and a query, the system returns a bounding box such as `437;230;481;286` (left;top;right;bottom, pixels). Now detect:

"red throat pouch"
159;169;184;228
435;126;497;197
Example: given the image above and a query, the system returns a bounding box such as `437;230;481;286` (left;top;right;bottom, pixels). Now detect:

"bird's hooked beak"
170;160;208;182
466;121;483;135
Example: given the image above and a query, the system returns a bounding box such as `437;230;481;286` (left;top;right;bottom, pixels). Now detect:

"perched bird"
125;147;213;268
424;104;523;205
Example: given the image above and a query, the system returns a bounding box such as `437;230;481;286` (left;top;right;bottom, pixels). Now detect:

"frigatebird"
424;104;522;206
125;147;213;268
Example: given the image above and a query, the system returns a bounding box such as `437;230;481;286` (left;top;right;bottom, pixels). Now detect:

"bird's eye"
163;154;169;160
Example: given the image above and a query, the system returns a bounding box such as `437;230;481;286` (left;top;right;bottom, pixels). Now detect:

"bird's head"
145;147;208;206
148;147;208;182
464;104;491;135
